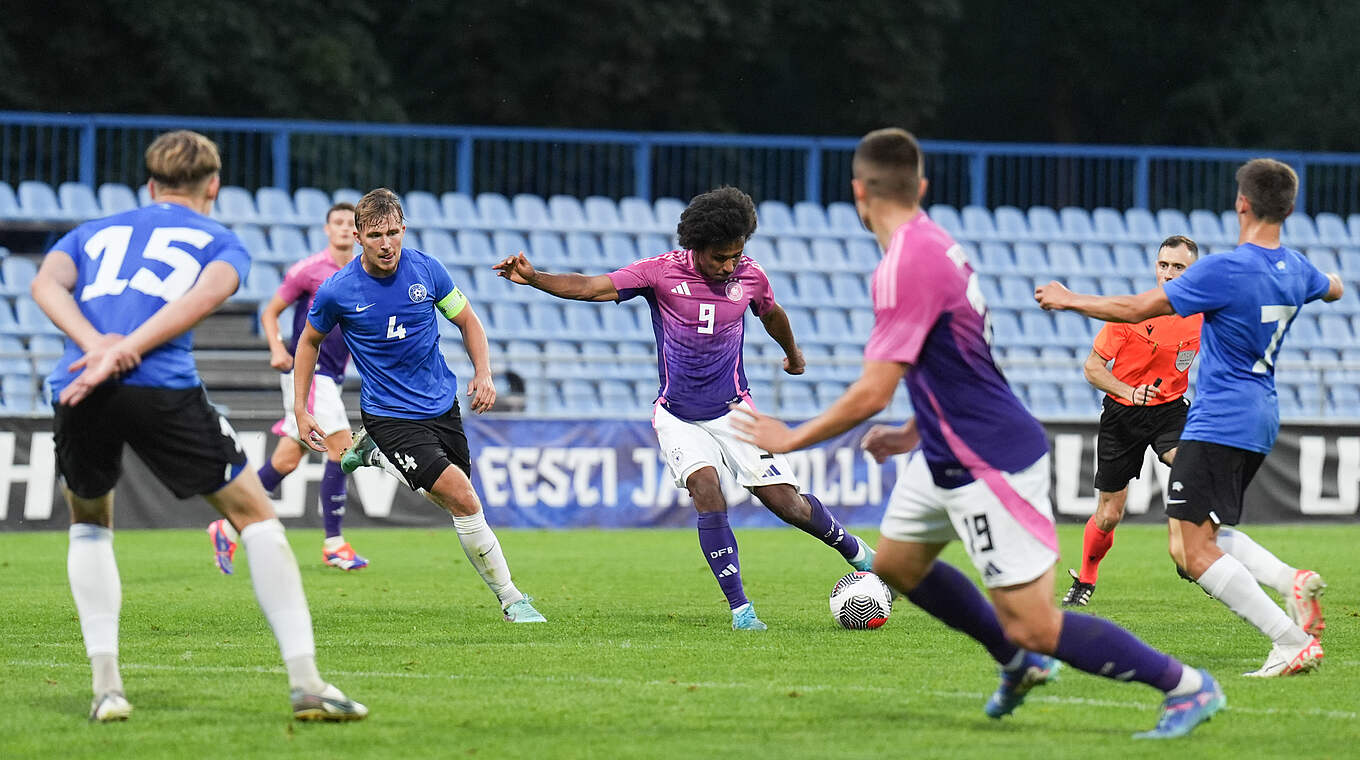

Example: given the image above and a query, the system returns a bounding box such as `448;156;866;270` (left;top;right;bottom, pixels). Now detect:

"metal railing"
4;111;1360;213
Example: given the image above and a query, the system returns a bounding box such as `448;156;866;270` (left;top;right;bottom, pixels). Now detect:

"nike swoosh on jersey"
356;303;376;312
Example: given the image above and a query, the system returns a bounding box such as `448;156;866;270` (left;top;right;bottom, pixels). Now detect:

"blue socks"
697;511;748;610
801;493;859;561
320;460;347;539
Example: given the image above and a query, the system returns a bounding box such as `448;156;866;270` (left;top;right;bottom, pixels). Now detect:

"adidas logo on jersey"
670;282;693;295
717;563;739;578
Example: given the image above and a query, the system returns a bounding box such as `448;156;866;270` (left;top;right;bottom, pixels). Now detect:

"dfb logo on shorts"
409;283;427;302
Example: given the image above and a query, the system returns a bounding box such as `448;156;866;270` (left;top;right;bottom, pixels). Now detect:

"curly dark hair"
676;186;758;252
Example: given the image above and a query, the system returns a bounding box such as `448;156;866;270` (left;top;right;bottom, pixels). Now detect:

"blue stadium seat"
1;373;38;413
1055;312;1093;346
978;274;1003;307
456;231;496;265
1027;206;1062;241
421;229;458;263
566;233;606;267
618;197;656;229
997;276;1033;308
775;238;813;269
758;200;796;235
1026;384;1064;417
1077;243;1115;274
653;198;686;232
793;201;830;232
1012;243;1047;274
829;273;867;304
28;334;64;363
1059;207;1095;241
849;308;874;336
1350;214;1360;242
961;205;997;240
239;263;282;301
1290;314;1321;346
777;383;818;419
1091;207;1128;242
827;202;862;232
584;196;622;229
268;225;310;262
617;342;654;381
525;231;565;266
1307;247;1340;274
602;233;637;265
1067;275;1100;296
138;185;153;207
98;183;138;215
0;182;20;218
929;204;963;239
638;233;674;257
441;192;479;227
813;308;852;341
1062;381;1098;414
1099;275;1131;296
559;379;600;413
548;195;587;229
489;302;531;338
1124;208;1159;242
844;239;880;268
494;231;530;263
829;344;862;381
809;239;846;270
994;206;1030;241
976;242;1014;274
16;297;59;335
210;185;256;224
256;187;299;225
1188;209;1225;245
232;225;270;260
1342;249;1360;276
306;225;328;253
470;266;508;300
1295;383;1323;417
767;271;796;303
1155;208;1189;237
1020;312;1057;346
1038;346;1076;382
17;180;64;220
1112;244;1147;274
1315;212;1352;246
1328;383;1360;416
402;229;423;252
598;379;634;412
1221;210;1239;241
292;187;331;222
2;257;38;297
564;304;603;336
602;303;646;339
404;190;444;228
476;193;515;226
58;182;101;219
782;306;814;338
511;194;551;228
1319;314;1354;347
1276;384;1304;418
1284;214;1319;247
990;310;1022;345
1046;243;1081;273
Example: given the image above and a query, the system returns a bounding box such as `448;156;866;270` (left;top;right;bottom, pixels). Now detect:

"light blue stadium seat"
830;344;863;381
1295;383;1323;417
849;308;874;336
653;197;686;232
598;379;634;412
440;192;479;227
138;185;153;207
1188;209;1224;245
563;378;603;413
1055;311;1092;346
543;343;585;380
58;182;101;219
827;202;862;232
403;190;444;228
758;200;796;235
525;231;566;266
793;201;830;232
814;380;846;407
239;263;282;301
994;206;1030;241
977;242;1014;274
782;306;814;338
1112;244;1147;274
1027;384;1063;417
207;185;255;225
256;187;299;225
1091;207;1127;242
829;272;867;304
494;231;530;264
584;196;622;229
618;197;656;229
1059;207;1095;241
490;302;531;338
549;195;588;229
1221;210;1239;241
960;205;997;241
1012;243;1046;273
617;342;654;382
28;334;64;363
2;256;39;297
97;183;138;215
566;233;606;267
1290;314;1321;346
1155;208;1189;238
0;182;20;218
1349;214;1360;242
810;239;846;269
1046;243;1081;273
17;180;64;220
767;272;796;303
1062;381;1099;414
232;225;270;260
638;233;673;257
1067;275;1099;296
471;267;508;301
1027;206;1062;241
997;276;1033;308
1315;212;1352;246
990;310;1022;345
979;274;1003;306
601;303;645;339
929;204;962;239
1020;312;1057;346
476;193;515;226
814;308;852;341
1;373;38;413
1276;384;1303;418
1038;346;1076;382
1339;248;1360;275
777;383;818;418
512;194;551;228
1328;383;1360;416
421;229;458;263
1307;247;1340;274
1076;243;1114;274
456;231;495;265
844;239;880;268
602;233;637;265
306;226;328;253
402;229;423;251
1124;208;1159;242
563;304;603;336
1099;275;1132;296
1319;314;1354;347
16;297;59;335
1284;214;1319;247
292;187;331;222
268;225;310;262
775;238;812;269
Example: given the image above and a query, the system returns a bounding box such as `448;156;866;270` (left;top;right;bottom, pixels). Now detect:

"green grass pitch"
2;524;1357;759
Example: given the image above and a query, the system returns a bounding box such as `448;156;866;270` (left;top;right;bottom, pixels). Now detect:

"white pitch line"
10;659;1356;721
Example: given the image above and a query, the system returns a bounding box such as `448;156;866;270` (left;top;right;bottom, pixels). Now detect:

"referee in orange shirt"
1063;235;1202;606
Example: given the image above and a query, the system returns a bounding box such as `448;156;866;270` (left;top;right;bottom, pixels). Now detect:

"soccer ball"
829;571;893;629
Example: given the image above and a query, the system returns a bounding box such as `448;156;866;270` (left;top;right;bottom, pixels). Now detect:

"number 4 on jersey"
387;315;407;340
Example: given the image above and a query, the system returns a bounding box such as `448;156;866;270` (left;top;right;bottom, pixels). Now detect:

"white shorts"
880;452;1058;588
652;401;799;490
275;372;351;440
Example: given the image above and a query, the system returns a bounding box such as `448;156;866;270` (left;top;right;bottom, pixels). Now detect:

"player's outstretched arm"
758;304;805;375
1323;273;1345;302
293;321;329;452
1035;281;1175;324
493;251;619;302
259;293;295;371
450;302;497;414
731;360;905;453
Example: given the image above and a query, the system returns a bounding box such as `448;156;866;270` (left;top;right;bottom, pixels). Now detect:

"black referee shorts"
1164;439;1265;526
1093;395;1188;492
361;399;471;492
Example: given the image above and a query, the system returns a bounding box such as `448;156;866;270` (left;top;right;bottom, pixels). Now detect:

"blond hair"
355;188;405;231
144;130;221;192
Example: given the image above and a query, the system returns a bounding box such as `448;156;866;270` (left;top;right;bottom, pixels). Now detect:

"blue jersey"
1164;243;1331;453
45;203;251;396
309;249;463;419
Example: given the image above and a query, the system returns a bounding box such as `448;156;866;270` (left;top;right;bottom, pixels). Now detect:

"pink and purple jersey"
278;249;350;381
608;250;775;422
864;213;1047;488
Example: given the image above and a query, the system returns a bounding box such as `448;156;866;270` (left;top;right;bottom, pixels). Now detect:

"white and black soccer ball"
829;571;893;629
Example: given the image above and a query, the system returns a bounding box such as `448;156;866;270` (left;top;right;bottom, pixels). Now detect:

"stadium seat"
1067;275;1099;297
994;206;1030;241
1012;243;1047;274
17;180;64;220
638;232;673;257
826;202;862;232
558;379;600;413
803;239;842;271
976;242;1014;274
403;190;444;228
1314;212;1352;246
511;194;551;228
793;201;830;232
616;341;654;381
813;308;852;341
584;196;623;229
1076;243;1114;274
1091;207;1128;242
420;229;458;263
470;266;508;300
524;231;564;266
231;224;270;260
97;183;138;215
239;263;282;301
618;197;656;229
1221;210;1239;241
1059;207;1095;241
929;204;963;239
563;304;603;335
1155;208;1189;238
489;302;532;338
997;276;1033;308
598;379;634;412
1290;314;1321;346
961;205;997;240
1;256;38;297
210;185;256;224
302;225;325;255
0;182;22;218
1099;275;1132;296
57;182;101;219
777;383;818;419
1112;244;1147;274
775;238;813;270
1055;311;1093;346
28;334;64;363
978;274;1003;307
138;185;153;207
291;187;331;222
829;272;867;304
1061;381;1098;414
268;225;310;262
830;344;863;381
1124;208;1159;242
16;297;59;335
1295;383;1324;417
601;303;645;339
1026;384;1064;417
1027;206;1063;241
1;373;38;413
849;308;874;336
1329;383;1360;416
653;197;686;232
399;229;422;253
844;239;880;268
440;192;479;227
476;193;515;226
1339;248;1360;276
1046;243;1081;273
566;233;606;267
256;186;299;225
456;231;496;265
1284;214;1320;247
767;271;797;303
1038;346;1076;382
1319;314;1354;347
1020;312;1057;346
757;200;796;235
601;233;637;265
1185;209;1222;245
1307;247;1340;274
494;231;530;264
990;310;1022;345
814;380;846;408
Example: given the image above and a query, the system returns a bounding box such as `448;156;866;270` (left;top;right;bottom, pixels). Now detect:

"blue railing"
3;111;1360;214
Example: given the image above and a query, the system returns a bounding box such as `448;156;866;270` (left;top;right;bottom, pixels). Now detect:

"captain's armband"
436;287;468;320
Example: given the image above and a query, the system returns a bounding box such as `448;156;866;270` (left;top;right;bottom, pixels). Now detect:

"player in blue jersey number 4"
1038;158;1342;678
294;188;545;623
31;130;364;722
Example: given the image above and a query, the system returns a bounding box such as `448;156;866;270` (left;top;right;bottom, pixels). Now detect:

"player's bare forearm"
259;294;289;354
759;305;803;368
528;270;618;302
1083;350;1133;400
454;306;493;376
31;251;104;350
1037;281;1175;324
292;323;325;412
788;360;903;449
121;261;240;358
1324;273;1345;302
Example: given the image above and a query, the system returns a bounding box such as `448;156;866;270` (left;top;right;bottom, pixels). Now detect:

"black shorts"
361;400;471;492
1165;439;1266;526
1093;396;1188;492
54;384;248;499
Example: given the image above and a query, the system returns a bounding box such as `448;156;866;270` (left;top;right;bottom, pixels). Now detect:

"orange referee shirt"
1092;313;1203;406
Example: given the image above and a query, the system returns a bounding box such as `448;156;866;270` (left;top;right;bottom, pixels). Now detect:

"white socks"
68;524;123;696
240;518;325;693
1215;527;1295;595
1166;665;1204;698
1197;554;1308;647
452;511;522;607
